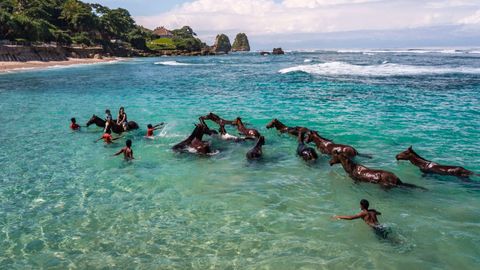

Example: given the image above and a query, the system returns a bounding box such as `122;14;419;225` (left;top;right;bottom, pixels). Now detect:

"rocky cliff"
212;34;232;54
231;33;250;52
0;45;104;62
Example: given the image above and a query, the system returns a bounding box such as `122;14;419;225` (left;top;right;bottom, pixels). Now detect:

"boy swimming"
70;118;80;130
334;199;389;239
96;128;122;144
146;123;165;137
114;139;134;160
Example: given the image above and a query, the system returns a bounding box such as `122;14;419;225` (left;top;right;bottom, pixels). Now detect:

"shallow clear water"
1;51;479;269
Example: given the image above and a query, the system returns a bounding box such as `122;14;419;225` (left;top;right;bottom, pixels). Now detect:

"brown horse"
233;117;261;138
396;146;478;178
297;132;318;161
172;123;216;154
246;136;265;160
199;112;236;127
330;152;426;190
86;114;139;134
266;118;309;136
305;131;368;158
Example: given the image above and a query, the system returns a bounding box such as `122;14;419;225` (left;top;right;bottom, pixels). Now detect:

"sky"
89;0;480;49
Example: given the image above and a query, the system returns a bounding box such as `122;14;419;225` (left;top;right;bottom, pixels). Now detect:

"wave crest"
154;61;192;66
278;61;480;76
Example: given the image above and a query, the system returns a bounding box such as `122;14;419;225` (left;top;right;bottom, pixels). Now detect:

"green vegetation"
0;0;208;53
147;38;175;51
0;0;147;50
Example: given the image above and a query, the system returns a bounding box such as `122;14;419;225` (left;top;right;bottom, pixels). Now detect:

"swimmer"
70;117;80;130
114;139;134;160
334;199;389;239
95;128;123;144
146;123;165;137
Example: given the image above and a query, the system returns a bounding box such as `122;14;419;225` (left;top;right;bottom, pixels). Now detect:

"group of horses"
85;112;477;190
172;113;478;190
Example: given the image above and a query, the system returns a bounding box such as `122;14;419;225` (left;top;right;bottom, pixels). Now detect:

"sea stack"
213;34;232;54
272;48;285;55
231;33;250;52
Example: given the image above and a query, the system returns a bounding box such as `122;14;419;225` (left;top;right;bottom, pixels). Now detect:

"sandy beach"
0;57;121;73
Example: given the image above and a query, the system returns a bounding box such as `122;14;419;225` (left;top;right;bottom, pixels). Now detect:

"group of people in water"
70;111;478;239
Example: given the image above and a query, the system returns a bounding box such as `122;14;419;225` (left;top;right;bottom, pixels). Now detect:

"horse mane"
409;147;429;162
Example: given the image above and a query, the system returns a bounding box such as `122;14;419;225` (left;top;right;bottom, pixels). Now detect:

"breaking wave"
278;61;480;76
154;61;193;66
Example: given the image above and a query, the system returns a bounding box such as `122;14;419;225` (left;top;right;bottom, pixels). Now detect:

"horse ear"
408;145;413;150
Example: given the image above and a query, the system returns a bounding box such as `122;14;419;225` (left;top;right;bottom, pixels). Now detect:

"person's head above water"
126;139;132;147
71;117;76;123
360;199;369;210
147;124;153;129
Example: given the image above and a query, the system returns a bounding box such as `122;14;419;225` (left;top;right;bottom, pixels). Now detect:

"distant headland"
0;0;254;65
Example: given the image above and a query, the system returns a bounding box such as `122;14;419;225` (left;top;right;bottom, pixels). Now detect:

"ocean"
1;49;479;269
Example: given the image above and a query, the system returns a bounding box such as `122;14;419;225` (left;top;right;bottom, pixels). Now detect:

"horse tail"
400;182;428;191
357;153;373;159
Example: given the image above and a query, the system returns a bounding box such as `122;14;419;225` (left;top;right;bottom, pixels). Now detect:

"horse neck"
189;126;203;141
340;156;356;174
274;120;288;130
237;120;246;130
409;151;430;166
95;117;106;126
312;133;330;147
254;138;264;149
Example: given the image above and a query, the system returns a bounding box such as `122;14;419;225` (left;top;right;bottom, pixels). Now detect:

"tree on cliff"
171;26;203;52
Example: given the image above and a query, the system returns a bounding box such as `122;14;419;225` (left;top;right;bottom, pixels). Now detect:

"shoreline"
0;57;122;74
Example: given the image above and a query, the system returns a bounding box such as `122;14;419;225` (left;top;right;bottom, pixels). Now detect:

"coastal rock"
231;33;250;52
272;48;285;55
93;53;103;59
212;34;231;54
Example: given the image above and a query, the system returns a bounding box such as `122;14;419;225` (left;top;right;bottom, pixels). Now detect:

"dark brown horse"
233;117;261;138
329;152;426;189
199;112;236;127
172;123;216;154
86;115;139;134
297;132;318;161
246;136;265;160
396;146;478;178
266;118;309;136
305;131;368;158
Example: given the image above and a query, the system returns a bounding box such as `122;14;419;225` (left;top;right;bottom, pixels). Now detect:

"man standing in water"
334;199;389;239
114;139;134;160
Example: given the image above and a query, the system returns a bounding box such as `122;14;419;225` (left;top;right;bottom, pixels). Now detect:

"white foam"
304;59;313;63
279;61;480;76
154;61;192;66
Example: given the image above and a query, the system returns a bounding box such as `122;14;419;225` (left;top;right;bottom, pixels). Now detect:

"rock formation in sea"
272;48;285;55
231;33;250;52
212;34;232;54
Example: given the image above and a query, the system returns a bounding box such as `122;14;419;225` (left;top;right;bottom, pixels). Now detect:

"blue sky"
89;0;480;49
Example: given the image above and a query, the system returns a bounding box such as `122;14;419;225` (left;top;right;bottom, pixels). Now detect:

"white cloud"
134;0;480;45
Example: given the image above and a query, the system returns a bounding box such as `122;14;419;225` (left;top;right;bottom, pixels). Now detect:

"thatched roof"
153;27;173;37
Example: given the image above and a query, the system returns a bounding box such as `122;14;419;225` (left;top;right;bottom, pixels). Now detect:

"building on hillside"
153;27;173;38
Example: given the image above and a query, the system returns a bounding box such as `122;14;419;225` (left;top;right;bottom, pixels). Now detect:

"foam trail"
279;61;480;76
154;61;192;66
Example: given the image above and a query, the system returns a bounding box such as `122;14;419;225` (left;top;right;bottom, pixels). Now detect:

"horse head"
86;114;97;127
265;118;278;129
396;146;414;160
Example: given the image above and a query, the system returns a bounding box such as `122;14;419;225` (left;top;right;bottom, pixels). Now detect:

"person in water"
70;118;80;130
103;109;113;132
114;139;134;160
146;123;165;137
117;107;128;131
96;128;122;144
334;199;389;239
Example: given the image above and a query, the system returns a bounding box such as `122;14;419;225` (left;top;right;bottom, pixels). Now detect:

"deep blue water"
0;50;479;269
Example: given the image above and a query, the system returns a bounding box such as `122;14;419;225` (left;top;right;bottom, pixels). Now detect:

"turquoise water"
1;51;480;269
